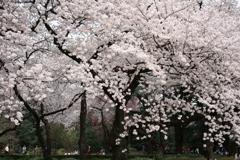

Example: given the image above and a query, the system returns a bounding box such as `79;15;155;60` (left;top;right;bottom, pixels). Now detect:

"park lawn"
163;157;233;160
165;159;233;160
0;155;235;160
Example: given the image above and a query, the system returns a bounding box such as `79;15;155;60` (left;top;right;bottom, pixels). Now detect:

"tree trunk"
175;125;183;154
42;118;53;160
35;118;53;160
110;104;127;160
203;140;213;160
79;91;87;160
106;74;140;160
229;138;237;157
146;141;153;154
101;108;110;153
155;132;164;160
155;144;163;160
103;126;110;154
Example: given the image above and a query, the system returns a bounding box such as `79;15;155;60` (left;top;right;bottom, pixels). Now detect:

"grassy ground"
164;158;232;160
164;155;233;160
0;154;234;160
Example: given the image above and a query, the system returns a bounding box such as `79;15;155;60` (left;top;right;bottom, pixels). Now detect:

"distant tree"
90;96;115;153
16;117;39;152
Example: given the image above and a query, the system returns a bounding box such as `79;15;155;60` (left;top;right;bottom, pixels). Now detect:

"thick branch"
0;126;17;137
42;92;84;117
164;113;205;127
0;114;32;137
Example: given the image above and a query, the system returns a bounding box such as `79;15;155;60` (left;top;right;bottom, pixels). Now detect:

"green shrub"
57;148;66;155
130;158;152;160
89;158;111;160
60;158;77;160
129;148;139;153
0;156;14;160
17;157;41;160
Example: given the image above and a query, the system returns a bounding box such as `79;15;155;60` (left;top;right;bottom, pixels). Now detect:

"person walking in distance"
34;145;39;155
87;146;91;154
142;145;146;154
195;147;199;155
5;145;9;155
19;146;22;154
22;145;27;155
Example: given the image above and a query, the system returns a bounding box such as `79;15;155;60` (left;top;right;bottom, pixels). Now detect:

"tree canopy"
0;0;240;159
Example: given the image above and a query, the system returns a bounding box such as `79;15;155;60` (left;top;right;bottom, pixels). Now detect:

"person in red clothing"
87;146;91;154
1;147;5;155
164;145;169;154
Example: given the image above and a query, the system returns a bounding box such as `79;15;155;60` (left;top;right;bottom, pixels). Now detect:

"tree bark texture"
146;142;153;154
79;91;87;160
153;132;164;160
110;104;127;160
229;138;237;157
101;108;110;153
42;118;53;160
175;125;183;154
203;140;213;160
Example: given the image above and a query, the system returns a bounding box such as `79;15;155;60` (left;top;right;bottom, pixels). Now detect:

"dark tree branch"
0;113;32;137
163;113;205;127
0;126;17;137
41;92;84;117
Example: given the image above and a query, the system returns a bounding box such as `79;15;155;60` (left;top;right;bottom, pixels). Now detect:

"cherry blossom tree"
11;64;85;160
119;1;240;159
0;8;84;158
1;0;240;160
